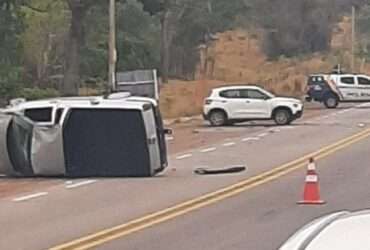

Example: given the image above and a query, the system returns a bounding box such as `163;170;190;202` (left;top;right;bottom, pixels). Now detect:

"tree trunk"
160;9;170;83
63;3;87;96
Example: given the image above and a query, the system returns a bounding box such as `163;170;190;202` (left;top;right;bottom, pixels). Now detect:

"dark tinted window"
340;77;355;85
358;77;370;85
219;90;241;98
24;108;52;122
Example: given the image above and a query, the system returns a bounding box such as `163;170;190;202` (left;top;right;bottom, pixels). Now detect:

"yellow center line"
50;128;370;250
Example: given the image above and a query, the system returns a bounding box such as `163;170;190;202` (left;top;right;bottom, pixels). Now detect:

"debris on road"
194;165;246;175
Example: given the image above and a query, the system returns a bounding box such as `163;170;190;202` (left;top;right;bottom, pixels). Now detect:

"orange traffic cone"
297;158;325;205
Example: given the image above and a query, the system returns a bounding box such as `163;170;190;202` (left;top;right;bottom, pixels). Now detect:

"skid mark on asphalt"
268;128;281;133
13;192;48;202
176;154;193;160
65;180;97;189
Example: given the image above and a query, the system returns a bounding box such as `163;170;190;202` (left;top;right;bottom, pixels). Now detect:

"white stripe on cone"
305;175;318;182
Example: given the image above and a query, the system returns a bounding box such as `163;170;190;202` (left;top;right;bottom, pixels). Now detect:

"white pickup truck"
306;73;370;108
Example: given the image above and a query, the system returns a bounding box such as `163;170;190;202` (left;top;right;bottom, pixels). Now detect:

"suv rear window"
219;90;241;98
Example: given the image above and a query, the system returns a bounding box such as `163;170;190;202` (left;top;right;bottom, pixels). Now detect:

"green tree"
21;0;68;87
0;0;24;102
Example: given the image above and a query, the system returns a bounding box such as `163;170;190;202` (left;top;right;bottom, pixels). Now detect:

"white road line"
323;115;330;119
258;133;268;137
223;142;236;147
242;137;260;142
0;174;5;177
200;147;217;153
66;180;97;189
13;192;48;202
176;154;193;160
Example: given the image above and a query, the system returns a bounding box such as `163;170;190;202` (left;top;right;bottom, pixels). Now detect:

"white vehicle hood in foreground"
280;210;370;250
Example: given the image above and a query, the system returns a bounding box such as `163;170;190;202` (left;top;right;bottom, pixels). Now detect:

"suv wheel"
209;110;227;126
324;94;338;109
274;109;292;126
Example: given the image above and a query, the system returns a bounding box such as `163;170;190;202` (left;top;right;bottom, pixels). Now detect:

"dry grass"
160;21;370;118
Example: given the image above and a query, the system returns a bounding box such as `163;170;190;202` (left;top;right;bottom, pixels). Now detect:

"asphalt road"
1;103;370;250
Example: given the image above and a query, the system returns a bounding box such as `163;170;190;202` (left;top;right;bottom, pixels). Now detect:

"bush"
18;87;60;100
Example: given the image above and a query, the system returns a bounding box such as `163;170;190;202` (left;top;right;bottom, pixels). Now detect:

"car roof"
280;210;370;250
212;85;264;92
4;95;154;112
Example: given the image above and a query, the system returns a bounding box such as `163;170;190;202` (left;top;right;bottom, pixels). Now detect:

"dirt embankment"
159;30;332;119
159;16;370;119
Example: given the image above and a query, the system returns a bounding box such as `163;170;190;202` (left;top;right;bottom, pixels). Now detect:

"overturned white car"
0;93;169;177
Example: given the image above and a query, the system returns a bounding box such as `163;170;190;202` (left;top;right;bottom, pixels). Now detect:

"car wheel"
324;94;338;109
274;109;292;126
209;110;227;126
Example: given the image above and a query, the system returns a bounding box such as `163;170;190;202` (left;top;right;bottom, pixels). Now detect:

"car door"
241;89;271;118
336;75;357;100
356;75;370;100
218;89;246;119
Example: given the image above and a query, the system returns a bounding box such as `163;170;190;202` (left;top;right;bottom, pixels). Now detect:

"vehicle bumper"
293;110;303;119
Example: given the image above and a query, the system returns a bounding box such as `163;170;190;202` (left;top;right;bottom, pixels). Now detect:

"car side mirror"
164;128;173;135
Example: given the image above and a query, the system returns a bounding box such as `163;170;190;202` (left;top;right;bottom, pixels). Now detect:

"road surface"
0;103;349;198
1;103;370;250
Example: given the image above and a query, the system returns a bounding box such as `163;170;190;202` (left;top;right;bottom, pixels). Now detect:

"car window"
358;77;370;85
24;107;53;123
219;90;241;98
247;90;268;100
340;77;355;85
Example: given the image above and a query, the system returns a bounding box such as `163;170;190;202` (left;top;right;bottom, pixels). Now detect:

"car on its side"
280;210;370;250
1;93;170;177
203;85;303;126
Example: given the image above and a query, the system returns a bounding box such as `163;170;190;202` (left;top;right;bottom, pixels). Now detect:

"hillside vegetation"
160;17;370;118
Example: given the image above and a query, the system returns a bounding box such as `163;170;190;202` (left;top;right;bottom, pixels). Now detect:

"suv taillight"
205;99;213;105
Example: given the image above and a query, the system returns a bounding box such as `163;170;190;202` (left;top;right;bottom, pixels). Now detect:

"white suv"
203;86;303;126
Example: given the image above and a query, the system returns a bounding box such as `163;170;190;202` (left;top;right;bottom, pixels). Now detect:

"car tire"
324;94;339;109
273;109;292;126
209;110;227;126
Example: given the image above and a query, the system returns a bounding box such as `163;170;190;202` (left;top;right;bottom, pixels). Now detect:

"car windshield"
2;1;370;250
